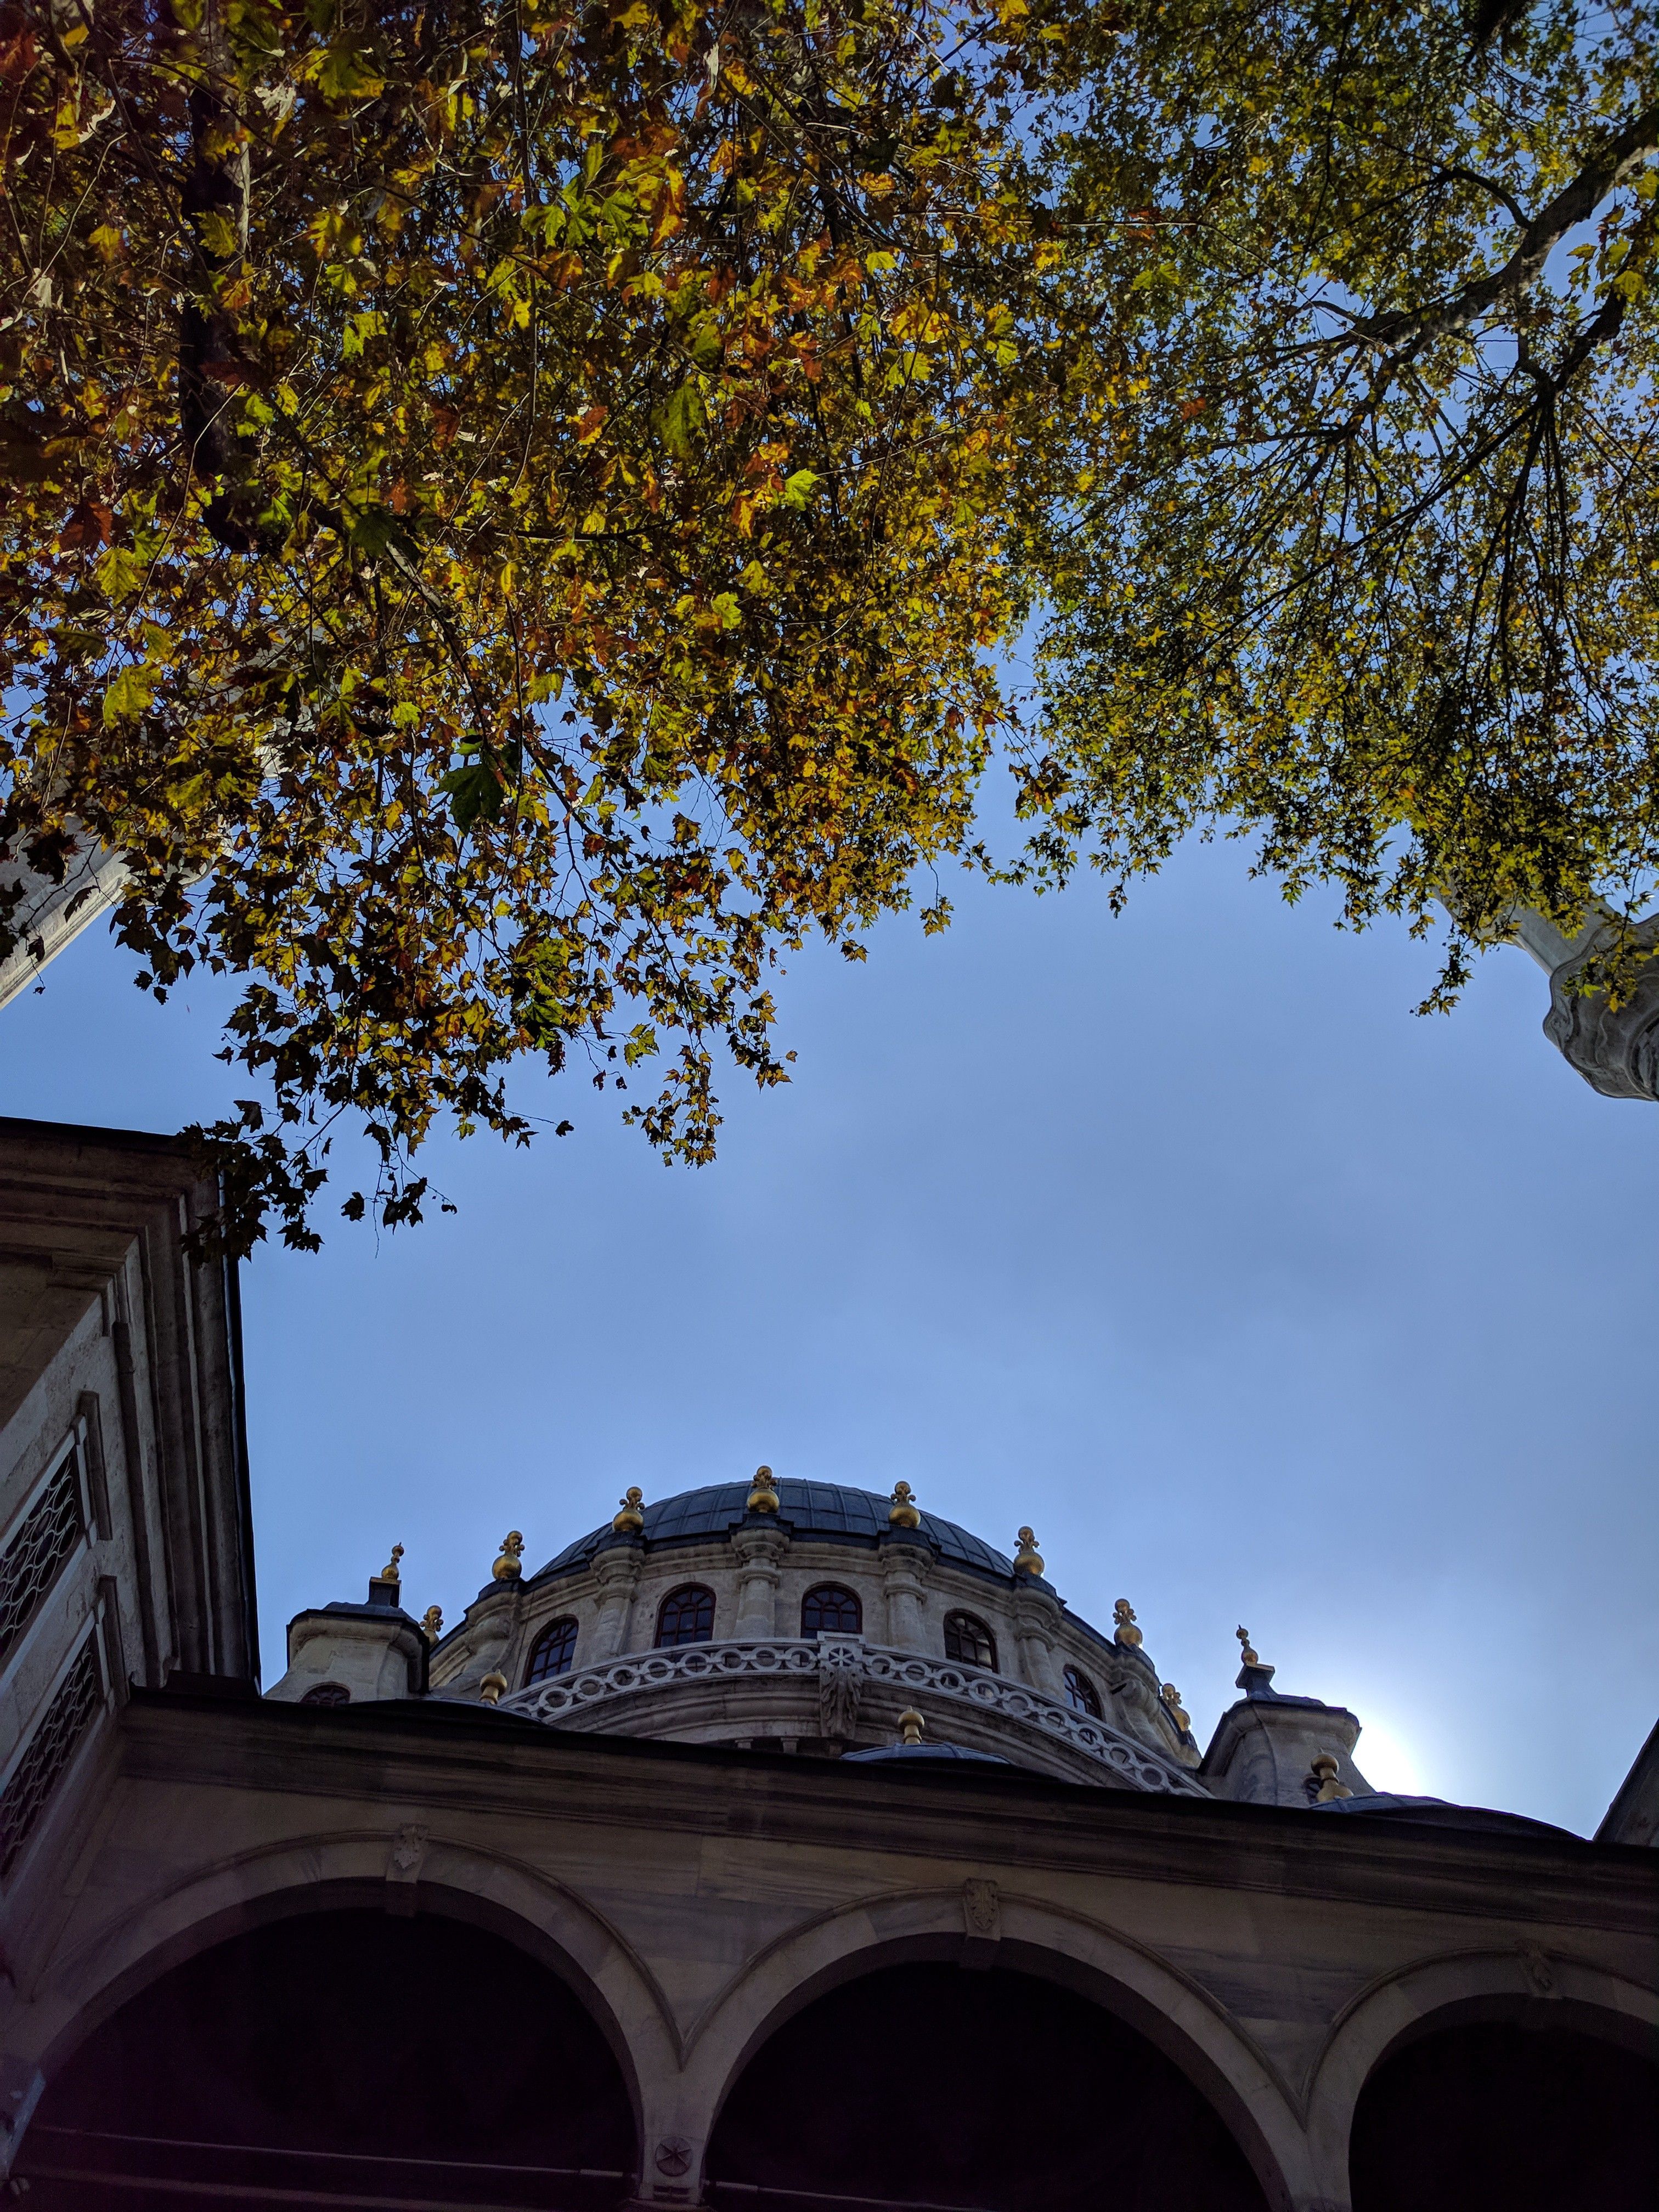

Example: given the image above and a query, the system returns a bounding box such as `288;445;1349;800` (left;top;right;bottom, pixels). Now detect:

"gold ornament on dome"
1012;1527;1045;1576
1160;1683;1190;1733
1308;1753;1351;1803
898;1708;926;1746
421;1605;443;1644
492;1531;524;1581
888;1481;922;1530
747;1464;781;1514
612;1486;645;1534
1113;1599;1143;1648
380;1543;404;1583
478;1672;508;1706
1236;1625;1261;1667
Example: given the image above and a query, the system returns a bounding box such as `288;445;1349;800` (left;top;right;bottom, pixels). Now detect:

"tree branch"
1355;99;1658;353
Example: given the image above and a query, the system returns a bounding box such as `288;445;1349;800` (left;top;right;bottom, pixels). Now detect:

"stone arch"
1304;1948;1659;2207
24;1826;679;2145
673;1886;1312;2211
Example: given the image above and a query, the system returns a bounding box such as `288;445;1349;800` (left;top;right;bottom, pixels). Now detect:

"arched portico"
1303;1950;1659;2210
651;1887;1313;2210
30;1905;641;2205
9;1829;680;2163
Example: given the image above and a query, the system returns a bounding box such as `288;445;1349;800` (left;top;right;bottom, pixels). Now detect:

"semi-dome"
427;1474;1214;1795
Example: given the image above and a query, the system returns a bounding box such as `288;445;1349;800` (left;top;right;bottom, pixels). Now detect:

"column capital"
593;1539;645;1590
731;1520;790;1570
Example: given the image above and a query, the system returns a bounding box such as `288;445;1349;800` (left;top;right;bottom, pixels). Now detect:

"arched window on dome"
656;1584;716;1648
943;1612;997;1671
1063;1664;1102;1718
524;1616;579;1685
300;1682;351;1707
801;1584;862;1637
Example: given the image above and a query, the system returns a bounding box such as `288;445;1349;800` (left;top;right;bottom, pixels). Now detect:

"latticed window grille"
0;1635;102;1880
524;1616;579;1684
0;1447;85;1666
943;1612;997;1671
801;1584;862;1636
656;1585;715;1648
1063;1665;1102;1718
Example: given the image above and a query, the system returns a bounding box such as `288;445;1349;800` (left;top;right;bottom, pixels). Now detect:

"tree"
0;0;1044;1250
1019;0;1659;1007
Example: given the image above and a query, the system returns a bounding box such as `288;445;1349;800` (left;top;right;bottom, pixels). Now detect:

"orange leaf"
59;501;114;551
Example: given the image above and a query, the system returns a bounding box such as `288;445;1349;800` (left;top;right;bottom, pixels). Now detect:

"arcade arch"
25;1905;640;2207
1348;2012;1659;2212
672;1889;1310;2211
706;1959;1271;2211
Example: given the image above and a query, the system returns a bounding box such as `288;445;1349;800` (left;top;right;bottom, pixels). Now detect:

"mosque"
0;1115;1655;2212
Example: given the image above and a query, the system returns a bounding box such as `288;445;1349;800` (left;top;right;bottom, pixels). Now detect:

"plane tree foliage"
7;0;1657;1255
0;0;1048;1249
1020;0;1659;1002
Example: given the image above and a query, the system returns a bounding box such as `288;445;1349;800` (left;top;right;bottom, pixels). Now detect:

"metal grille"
1;1637;102;1880
1063;1664;1102;1718
0;1448;85;1666
802;1584;862;1636
656;1584;715;1648
943;1612;997;1671
524;1617;579;1684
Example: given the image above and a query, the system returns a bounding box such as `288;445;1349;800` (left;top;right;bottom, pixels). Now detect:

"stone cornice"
115;1692;1659;1940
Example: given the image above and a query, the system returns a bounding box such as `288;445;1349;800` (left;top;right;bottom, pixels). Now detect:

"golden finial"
1012;1527;1045;1576
1236;1624;1260;1667
747;1464;780;1514
612;1486;645;1534
1160;1683;1190;1733
888;1480;921;1530
492;1531;524;1582
1113;1599;1143;1649
1308;1752;1351;1803
478;1671;508;1705
421;1605;444;1644
898;1707;926;1746
380;1543;404;1583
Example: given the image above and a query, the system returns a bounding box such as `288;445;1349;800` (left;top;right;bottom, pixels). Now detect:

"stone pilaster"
877;1530;934;1650
441;1581;520;1694
1011;1585;1063;1696
731;1521;789;1639
589;1539;645;1659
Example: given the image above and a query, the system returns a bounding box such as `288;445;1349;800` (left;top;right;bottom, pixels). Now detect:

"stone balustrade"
499;1634;1207;1796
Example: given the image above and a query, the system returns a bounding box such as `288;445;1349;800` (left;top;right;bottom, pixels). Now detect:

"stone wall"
4;1690;1654;2211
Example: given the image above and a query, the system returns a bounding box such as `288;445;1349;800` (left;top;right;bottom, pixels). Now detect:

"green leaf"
659;379;705;459
102;663;156;725
438;759;504;832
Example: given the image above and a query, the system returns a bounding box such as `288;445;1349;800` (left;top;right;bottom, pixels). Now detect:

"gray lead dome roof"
533;1480;1015;1583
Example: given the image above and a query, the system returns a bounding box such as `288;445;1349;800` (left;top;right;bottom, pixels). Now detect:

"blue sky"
3;828;1655;1835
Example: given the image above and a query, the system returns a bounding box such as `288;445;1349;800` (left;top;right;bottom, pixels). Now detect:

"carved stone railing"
499;1637;1207;1797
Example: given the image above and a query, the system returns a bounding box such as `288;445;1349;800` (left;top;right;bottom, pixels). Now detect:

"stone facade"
0;1116;1655;2211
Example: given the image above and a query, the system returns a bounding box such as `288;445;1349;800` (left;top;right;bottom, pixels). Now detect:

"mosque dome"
428;1476;1207;1793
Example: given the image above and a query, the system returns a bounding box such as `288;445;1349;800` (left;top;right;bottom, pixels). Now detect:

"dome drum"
432;1481;1201;1785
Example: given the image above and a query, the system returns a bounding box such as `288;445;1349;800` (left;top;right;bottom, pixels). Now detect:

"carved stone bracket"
816;1635;866;1742
961;1877;1001;1968
385;1822;429;1916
